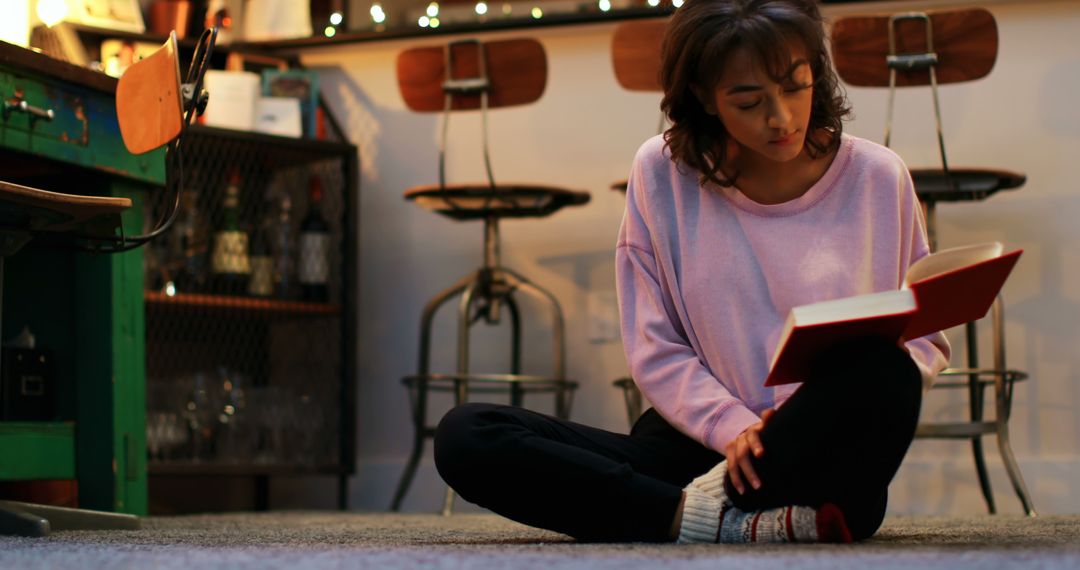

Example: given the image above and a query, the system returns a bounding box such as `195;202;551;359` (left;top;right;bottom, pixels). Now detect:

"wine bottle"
298;176;330;302
176;188;210;293
210;169;250;294
248;214;273;297
272;194;296;299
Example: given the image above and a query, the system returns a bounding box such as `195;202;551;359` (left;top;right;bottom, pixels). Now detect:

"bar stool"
390;38;587;514
831;7;1035;516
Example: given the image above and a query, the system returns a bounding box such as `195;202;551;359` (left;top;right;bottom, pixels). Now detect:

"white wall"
296;0;1080;516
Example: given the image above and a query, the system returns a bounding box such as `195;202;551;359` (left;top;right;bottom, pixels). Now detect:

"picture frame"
261;69;320;139
66;0;146;34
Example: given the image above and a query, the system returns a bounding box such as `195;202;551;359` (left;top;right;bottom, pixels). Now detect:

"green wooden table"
0;40;165;515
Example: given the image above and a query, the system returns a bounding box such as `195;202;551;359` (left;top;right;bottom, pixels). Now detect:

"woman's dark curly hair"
660;0;850;187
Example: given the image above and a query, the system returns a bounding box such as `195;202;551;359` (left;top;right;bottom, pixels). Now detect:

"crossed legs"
434;338;922;542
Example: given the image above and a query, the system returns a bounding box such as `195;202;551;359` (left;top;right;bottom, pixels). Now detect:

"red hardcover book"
764;243;1022;387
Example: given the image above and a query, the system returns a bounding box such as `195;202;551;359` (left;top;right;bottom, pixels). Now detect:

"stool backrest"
116;32;184;155
831;8;998;88
611;19;667;92
397;38;546;112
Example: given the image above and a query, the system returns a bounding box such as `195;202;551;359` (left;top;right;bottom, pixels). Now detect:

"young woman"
434;0;949;544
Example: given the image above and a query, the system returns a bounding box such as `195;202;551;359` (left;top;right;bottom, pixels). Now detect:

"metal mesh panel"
142;126;352;474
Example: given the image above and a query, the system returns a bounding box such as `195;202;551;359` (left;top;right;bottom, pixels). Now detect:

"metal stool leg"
0;503;49;537
441;280;484;517
504;294;525;406
963;319;997;514
391;273;475;511
990;297;1037;516
506;268;568;418
0;501;139;536
618;378;643;428
971;438;996;514
391;377;429;512
995;410;1036;516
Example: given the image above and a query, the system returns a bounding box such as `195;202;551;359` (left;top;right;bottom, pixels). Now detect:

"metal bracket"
180;83;210;117
442;39;491;95
887;52;939;71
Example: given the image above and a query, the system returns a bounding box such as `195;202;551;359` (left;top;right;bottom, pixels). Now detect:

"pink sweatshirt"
616;133;950;454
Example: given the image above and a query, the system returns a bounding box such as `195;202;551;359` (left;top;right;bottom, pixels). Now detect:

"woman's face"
701;44;814;165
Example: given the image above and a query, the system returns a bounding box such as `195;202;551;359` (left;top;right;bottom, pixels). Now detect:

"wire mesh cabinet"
141;125;358;510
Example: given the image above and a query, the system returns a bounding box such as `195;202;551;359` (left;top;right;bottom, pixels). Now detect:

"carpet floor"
1;512;1078;569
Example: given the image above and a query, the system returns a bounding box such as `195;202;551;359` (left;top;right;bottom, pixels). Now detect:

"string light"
672;0;684;6
426;2;439;17
418;15;430;27
476;2;488;15
531;6;543;18
598;0;611;12
330;12;343;25
647;0;660;6
36;0;68;27
370;3;386;24
324;25;336;37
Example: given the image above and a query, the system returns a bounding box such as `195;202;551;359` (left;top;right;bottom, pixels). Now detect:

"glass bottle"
247;214;273;297
298;176;330;302
209;168;251;294
272;193;297;299
177;188;210;293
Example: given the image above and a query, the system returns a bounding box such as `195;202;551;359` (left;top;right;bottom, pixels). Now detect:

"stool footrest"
915;421;998;438
934;367;1028;388
402;373;577;392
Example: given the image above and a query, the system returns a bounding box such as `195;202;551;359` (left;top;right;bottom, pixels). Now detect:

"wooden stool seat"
0;180;130;235
404;183;589;221
911;168;1025;203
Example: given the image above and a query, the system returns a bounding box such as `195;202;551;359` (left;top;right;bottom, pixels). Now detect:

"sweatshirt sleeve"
894;156;951;390
615;151;761;453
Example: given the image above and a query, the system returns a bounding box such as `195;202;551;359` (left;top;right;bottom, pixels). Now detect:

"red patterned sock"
717;503;853;544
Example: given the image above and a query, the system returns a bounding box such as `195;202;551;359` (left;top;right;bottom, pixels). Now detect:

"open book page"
902;244;1021;339
903;242;1004;287
788;289;916;327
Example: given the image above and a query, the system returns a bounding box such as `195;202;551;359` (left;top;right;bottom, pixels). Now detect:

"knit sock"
688;460;731;506
677;486;853;544
676;487;723;543
717;503;853;544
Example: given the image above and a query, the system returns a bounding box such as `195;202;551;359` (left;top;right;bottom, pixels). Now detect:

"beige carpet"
1;512;1078;569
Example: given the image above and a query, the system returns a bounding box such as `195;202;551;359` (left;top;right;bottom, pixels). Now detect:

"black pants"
434;338;922;542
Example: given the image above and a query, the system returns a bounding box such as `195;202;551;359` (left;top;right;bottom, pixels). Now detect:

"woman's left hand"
725;408;775;495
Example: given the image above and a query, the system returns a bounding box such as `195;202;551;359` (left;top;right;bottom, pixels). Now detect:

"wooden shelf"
145;291;341;315
186;125;353;157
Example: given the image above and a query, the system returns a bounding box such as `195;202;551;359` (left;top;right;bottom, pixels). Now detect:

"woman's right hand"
725;408;775;495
